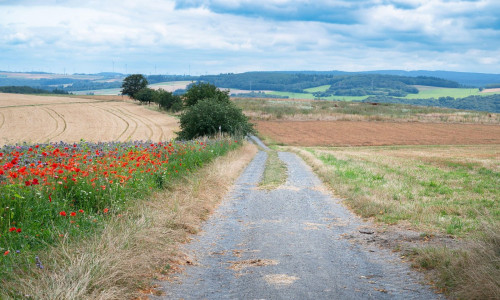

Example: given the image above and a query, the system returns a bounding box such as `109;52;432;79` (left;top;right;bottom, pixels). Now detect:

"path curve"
155;141;442;299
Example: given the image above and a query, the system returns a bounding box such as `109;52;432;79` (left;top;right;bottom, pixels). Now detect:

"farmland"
0;93;178;146
255;121;500;146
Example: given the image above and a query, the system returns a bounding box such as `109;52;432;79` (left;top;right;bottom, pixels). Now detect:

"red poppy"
9;227;16;232
70;212;76;217
4;250;9;256
59;211;67;217
103;208;109;213
78;209;84;213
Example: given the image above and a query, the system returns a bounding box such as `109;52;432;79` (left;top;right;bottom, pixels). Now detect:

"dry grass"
288;145;500;298
258;150;288;190
3;142;258;299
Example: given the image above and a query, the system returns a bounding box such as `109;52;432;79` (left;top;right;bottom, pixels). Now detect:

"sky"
0;0;499;75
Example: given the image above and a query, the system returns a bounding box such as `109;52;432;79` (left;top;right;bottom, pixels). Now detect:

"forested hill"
199;72;461;97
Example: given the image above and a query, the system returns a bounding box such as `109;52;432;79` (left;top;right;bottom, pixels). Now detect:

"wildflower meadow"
0;139;239;274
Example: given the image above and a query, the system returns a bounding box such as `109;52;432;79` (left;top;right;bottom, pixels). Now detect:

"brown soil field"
0;93;178;146
481;88;500;93
256;120;500;146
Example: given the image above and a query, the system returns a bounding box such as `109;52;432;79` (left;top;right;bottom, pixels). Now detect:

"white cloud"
0;0;499;74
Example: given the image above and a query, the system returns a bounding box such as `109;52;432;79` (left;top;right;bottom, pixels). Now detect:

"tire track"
88;104;133;141
40;107;66;142
0;111;5;131
112;106;155;141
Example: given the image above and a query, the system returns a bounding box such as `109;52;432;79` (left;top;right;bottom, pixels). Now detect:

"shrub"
183;82;230;107
177;98;253;140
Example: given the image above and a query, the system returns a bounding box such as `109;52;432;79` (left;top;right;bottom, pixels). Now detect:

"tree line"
121;75;254;140
361;94;500;113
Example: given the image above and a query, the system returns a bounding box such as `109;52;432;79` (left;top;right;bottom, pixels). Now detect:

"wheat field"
0;93;179;146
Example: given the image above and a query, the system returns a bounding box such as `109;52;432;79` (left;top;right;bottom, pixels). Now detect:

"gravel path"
155;140;441;299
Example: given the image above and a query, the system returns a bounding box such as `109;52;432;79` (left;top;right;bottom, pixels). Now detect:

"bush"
183;82;230;107
177;98;254;140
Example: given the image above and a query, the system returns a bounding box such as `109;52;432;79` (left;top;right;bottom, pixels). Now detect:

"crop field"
0;93;179;146
404;86;488;99
149;81;191;92
255;121;500;146
264;85;500;101
73;81;191;95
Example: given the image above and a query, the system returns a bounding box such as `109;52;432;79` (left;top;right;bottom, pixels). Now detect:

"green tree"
183;82;229;107
134;87;157;105
156;88;183;112
177;98;253;140
121;74;148;99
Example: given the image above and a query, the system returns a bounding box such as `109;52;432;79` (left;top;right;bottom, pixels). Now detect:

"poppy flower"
103;208;109;213
4;250;9;256
16;228;21;233
78;209;84;213
59;211;67;217
9;227;16;232
70;212;76;217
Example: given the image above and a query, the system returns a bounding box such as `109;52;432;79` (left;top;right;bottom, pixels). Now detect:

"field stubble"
0;93;178;146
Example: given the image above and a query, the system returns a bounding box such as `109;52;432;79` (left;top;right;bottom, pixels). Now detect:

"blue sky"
0;0;499;75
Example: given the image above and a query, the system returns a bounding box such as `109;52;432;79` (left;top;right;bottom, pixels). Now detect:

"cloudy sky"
1;0;499;75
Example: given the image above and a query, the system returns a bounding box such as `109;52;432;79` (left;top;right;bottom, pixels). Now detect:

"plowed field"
255;120;500;146
0;93;178;146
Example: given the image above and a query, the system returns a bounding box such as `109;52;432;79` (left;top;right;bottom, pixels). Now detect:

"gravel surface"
154;140;442;299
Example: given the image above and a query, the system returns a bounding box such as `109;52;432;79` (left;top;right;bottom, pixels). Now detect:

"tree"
177;98;254;140
121;74;148;99
134;87;157;105
156;88;183;112
183;82;229;107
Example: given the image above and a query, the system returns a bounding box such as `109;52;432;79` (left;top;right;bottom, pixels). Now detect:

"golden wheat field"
0;93;179;146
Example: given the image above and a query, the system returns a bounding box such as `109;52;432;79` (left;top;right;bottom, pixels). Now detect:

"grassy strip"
234;98;499;124
258;150;288;190
289;145;499;298
1;142;258;299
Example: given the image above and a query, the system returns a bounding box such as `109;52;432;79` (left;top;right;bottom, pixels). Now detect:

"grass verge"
288;144;499;298
1;141;257;299
258;150;288;190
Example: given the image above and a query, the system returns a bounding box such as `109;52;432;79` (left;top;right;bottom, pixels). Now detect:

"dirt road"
155;139;441;299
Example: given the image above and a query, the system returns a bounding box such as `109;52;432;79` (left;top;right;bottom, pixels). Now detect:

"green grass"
303;85;331;93
302;145;499;234
266;91;368;101
259;150;287;189
404;86;500;99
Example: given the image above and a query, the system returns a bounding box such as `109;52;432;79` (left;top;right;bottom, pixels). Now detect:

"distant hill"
279;70;500;87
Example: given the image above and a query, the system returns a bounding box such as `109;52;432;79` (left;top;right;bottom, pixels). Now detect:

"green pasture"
303;85;331;93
